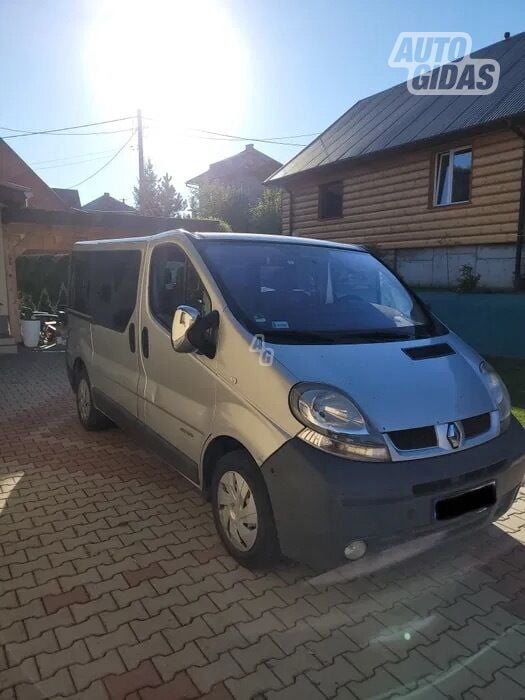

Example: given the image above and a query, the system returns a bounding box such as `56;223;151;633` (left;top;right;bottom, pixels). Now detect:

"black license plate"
435;483;496;521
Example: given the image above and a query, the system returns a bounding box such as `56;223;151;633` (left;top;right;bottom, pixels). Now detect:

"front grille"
462;413;491;439
388;425;437;451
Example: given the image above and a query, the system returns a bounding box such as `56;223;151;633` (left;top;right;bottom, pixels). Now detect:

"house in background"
267;32;525;290
187;144;282;203
81;192;135;213
53;188;81;209
51;189;135;213
0;139;218;350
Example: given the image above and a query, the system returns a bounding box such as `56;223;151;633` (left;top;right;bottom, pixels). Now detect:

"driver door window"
149;244;211;331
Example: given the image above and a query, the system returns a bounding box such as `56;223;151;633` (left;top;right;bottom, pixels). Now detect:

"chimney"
104;192;110;197
504;32;511;40
245;144;254;151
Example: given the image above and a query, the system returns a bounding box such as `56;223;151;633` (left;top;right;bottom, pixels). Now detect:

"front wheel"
76;369;111;431
211;450;280;569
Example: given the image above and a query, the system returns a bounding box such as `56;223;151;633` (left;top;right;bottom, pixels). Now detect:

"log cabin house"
267;32;525;290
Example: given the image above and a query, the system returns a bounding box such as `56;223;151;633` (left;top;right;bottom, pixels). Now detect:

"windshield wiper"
263;330;337;344
330;330;415;342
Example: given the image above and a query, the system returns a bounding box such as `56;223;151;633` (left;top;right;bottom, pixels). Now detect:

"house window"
434;147;472;206
319;181;343;219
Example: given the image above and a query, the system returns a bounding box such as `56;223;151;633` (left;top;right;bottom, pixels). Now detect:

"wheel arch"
201;435;253;499
71;357;86;390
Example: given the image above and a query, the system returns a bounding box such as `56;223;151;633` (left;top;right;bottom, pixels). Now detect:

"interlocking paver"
231;635;283;673
308;655;364;695
37;639;90;679
2;353;525;700
103;659;162;700
6;630;58;667
188;653;243;694
16;668;75;700
85;625;137;661
197;627;249;663
153;642;208;682
121;632;172;671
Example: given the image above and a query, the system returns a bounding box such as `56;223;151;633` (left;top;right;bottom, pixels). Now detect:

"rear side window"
69;250;141;332
69;253;91;315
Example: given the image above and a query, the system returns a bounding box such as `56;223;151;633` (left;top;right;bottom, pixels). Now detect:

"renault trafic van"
66;230;525;569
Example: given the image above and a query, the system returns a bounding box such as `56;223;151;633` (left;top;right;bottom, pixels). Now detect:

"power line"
68;131;135;188
184;133;308;146
142;117;316;146
0;116;134;139
190;127;319;144
36;153;122;171
29;148;120;166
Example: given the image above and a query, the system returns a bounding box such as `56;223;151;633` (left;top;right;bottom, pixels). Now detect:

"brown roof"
187;144;282;187
52;188;81;209
0;139;68;210
82;193;136;213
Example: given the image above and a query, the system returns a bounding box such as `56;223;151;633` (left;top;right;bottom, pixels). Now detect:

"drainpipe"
509;123;525;289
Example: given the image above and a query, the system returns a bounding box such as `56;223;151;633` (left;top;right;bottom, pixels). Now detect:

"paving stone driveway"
1;352;525;700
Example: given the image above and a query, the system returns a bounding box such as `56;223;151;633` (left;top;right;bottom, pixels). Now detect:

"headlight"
289;383;390;461
480;361;511;431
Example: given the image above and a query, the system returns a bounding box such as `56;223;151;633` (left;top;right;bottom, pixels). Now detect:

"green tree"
37;288;53;313
134;161;187;217
250;188;282;234
133;159;159;216
56;282;68;311
158;173;187;217
192;183;252;231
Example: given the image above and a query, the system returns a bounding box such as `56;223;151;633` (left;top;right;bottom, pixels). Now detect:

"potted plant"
20;298;40;348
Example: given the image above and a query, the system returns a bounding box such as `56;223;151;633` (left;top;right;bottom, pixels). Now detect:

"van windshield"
198;240;444;343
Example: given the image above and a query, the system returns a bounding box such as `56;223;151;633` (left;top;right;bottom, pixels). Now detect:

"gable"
0;139;68;210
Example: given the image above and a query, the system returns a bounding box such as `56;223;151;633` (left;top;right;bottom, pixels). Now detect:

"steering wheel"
334;293;362;303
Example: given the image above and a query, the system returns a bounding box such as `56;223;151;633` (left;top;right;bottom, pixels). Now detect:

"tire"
211;449;280;569
75;369;111;431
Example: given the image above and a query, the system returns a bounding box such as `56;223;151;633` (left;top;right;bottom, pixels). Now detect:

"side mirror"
171;305;199;353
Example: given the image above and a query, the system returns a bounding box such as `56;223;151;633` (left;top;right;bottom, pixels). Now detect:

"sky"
1;0;524;208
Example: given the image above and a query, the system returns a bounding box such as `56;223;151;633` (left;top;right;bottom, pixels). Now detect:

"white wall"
383;244;517;289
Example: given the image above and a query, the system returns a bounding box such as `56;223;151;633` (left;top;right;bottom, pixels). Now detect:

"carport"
0;206;218;344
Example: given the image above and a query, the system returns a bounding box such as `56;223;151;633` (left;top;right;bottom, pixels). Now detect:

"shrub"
457;264;481;292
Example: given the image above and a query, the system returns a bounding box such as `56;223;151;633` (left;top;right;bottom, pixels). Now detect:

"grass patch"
489;357;525;426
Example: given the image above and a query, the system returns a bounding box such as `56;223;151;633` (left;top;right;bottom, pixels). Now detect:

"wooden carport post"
5;233;21;342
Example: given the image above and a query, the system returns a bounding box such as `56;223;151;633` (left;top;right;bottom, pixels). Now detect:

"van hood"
272;335;494;432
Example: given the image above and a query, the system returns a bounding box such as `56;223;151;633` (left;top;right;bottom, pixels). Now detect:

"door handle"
141;327;149;358
128;323;136;353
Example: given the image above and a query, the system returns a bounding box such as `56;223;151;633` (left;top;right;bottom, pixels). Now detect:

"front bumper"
261;417;525;569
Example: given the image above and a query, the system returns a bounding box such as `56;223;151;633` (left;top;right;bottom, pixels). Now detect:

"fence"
419;291;525;359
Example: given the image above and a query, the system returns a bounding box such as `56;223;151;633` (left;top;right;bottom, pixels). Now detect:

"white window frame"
433;146;472;207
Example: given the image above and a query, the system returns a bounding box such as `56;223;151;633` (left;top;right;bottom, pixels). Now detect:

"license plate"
435;482;496;521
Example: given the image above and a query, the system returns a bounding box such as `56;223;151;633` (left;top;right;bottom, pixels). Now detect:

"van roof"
73;229;365;251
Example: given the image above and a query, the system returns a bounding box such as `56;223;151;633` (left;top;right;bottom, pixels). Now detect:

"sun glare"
84;0;250;182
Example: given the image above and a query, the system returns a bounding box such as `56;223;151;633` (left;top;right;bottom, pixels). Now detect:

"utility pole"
137;109;144;192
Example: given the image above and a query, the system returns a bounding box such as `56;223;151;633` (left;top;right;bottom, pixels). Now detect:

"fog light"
344;540;367;561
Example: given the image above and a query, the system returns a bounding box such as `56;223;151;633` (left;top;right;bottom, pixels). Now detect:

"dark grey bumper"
261;417;525;568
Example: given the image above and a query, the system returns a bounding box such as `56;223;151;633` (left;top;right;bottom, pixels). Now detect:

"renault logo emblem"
447;422;461;449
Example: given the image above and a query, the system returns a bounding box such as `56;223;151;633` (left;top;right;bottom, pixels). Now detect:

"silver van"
66;230;525;569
